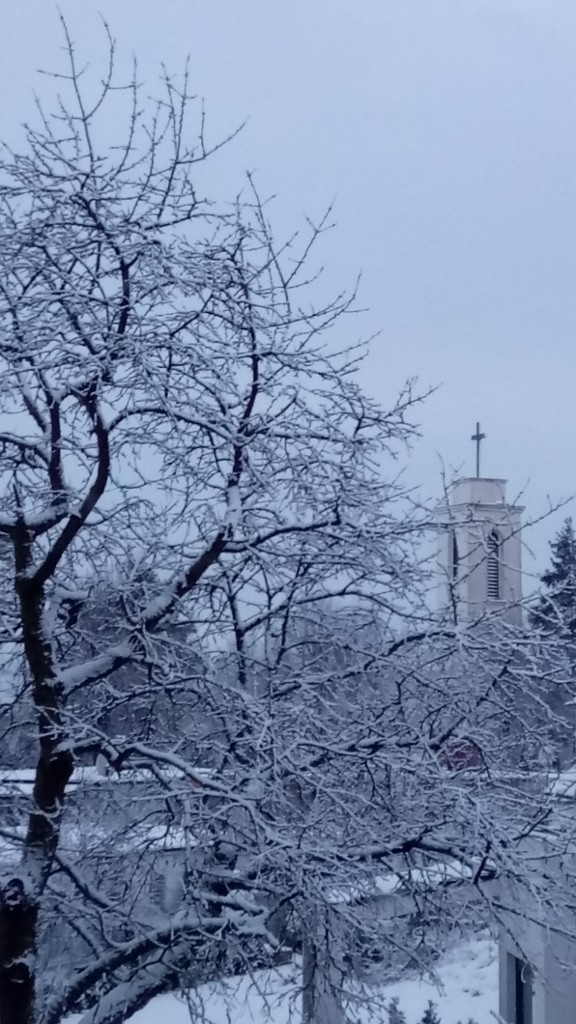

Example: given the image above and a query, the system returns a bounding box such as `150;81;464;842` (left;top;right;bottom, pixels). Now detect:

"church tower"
435;425;524;627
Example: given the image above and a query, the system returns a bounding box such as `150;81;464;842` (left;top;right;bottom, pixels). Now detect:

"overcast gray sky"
2;0;576;580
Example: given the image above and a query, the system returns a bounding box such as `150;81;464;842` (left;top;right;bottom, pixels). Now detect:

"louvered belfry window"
451;532;459;581
487;530;500;600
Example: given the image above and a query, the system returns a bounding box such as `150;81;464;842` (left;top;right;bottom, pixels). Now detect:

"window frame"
487;529;501;600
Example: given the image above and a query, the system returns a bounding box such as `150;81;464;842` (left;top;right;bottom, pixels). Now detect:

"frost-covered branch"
0;22;572;1024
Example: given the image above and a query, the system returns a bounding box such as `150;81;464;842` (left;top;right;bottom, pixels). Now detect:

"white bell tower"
435;425;524;627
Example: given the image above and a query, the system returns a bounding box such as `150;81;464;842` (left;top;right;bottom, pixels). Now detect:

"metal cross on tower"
471;422;485;478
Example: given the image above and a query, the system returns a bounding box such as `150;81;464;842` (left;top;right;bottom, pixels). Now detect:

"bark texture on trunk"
0;536;75;1024
302;934;345;1024
0;879;37;1024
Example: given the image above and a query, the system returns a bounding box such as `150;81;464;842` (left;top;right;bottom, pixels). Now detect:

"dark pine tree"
387;997;407;1024
420;1003;441;1024
531;517;576;639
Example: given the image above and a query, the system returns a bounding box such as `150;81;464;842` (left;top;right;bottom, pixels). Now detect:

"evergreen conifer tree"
531;517;576;638
387;996;407;1024
420;1002;441;1024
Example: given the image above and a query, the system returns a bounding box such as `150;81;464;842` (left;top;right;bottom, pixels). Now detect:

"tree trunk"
0;879;37;1024
0;547;75;1024
302;933;345;1024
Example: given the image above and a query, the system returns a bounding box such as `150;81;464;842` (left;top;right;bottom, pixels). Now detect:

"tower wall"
436;477;523;627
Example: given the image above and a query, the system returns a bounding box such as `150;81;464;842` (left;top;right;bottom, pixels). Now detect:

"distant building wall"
499;915;576;1023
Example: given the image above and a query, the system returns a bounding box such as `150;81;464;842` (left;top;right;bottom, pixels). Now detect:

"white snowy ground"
121;938;498;1023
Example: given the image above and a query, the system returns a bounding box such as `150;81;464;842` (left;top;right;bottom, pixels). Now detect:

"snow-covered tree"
530;516;576;760
0;25;573;1024
387;996;408;1023
531;517;576;638
420;1003;441;1024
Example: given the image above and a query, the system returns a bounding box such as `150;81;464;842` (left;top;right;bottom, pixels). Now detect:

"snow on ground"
380;939;497;1023
120;938;498;1023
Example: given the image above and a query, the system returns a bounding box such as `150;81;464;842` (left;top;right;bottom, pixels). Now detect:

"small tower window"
451;532;459;581
487;530;500;600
